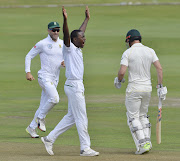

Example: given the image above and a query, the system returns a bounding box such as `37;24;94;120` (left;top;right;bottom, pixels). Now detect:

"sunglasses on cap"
49;28;60;32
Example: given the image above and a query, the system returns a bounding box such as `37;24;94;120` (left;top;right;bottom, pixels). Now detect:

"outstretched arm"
62;6;70;47
79;6;90;33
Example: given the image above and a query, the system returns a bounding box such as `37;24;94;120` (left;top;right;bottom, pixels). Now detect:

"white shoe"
80;148;99;156
135;143;150;155
26;126;39;138
41;137;54;156
36;117;46;132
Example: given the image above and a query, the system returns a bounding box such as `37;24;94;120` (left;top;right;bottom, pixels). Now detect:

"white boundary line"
0;2;180;9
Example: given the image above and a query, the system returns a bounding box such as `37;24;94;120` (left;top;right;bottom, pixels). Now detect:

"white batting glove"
157;85;167;100
114;77;125;89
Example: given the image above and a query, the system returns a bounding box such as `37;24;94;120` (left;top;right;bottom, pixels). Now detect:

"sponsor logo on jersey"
47;44;52;49
34;45;36;48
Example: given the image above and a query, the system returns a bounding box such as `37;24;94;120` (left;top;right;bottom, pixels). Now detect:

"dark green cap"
48;22;60;29
125;29;141;42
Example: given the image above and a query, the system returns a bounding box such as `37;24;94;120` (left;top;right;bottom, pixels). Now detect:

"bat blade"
156;98;162;144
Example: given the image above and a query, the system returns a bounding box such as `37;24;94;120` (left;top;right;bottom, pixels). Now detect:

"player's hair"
70;30;82;42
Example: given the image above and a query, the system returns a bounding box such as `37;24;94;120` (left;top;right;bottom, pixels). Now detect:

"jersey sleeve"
150;48;159;63
120;51;129;66
25;41;42;73
62;42;73;54
62;42;75;59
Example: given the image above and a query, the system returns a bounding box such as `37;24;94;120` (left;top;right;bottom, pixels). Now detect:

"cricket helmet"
125;29;141;43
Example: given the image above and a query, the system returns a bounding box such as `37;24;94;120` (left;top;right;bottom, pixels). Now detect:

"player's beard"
51;34;59;41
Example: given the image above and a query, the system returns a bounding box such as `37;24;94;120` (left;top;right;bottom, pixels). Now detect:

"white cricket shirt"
120;43;158;91
25;35;64;81
63;42;84;80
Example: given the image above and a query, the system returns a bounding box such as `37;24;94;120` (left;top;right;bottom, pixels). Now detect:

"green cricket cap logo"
48;21;60;29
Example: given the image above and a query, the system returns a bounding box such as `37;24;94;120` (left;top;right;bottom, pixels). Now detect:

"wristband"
156;84;163;88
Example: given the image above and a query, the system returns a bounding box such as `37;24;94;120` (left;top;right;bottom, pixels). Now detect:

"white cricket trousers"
29;77;59;129
126;91;151;118
47;80;91;150
126;90;152;150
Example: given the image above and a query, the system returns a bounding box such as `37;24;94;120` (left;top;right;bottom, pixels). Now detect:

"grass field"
1;0;180;6
0;1;180;161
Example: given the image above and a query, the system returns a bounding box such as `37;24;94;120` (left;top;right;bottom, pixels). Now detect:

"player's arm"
25;44;41;81
153;60;167;100
153;60;163;85
62;6;70;47
114;52;127;89
118;65;127;82
114;65;126;89
79;6;90;33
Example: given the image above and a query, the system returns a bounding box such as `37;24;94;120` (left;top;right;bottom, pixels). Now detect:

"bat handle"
158;97;162;109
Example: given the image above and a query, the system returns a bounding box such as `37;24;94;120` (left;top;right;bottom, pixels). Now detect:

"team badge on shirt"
59;44;61;48
47;44;52;49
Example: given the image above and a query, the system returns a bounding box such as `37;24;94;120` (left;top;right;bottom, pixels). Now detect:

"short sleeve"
150;48;159;63
120;51;129;66
62;42;75;54
62;44;71;54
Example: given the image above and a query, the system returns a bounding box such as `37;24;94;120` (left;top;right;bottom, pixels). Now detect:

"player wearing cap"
40;6;99;157
25;22;64;138
114;29;167;154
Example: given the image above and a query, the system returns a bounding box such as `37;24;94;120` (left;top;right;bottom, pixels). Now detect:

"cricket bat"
156;98;162;144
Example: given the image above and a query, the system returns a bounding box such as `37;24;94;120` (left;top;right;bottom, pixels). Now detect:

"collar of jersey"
71;41;82;52
131;43;143;47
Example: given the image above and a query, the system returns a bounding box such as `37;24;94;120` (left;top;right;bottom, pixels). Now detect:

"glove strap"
156;84;163;88
119;78;125;83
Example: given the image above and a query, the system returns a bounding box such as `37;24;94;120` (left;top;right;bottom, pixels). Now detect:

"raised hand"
62;6;67;19
79;6;90;32
85;6;90;19
62;6;70;47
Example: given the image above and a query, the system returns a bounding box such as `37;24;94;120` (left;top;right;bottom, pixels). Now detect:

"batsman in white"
41;6;99;156
114;29;167;154
25;22;65;138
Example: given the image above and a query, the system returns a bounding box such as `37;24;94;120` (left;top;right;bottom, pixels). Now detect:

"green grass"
1;0;180;6
0;3;180;159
